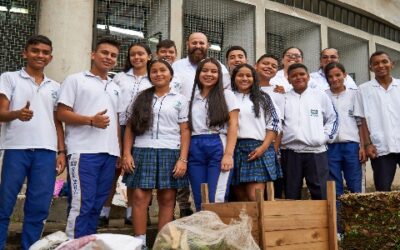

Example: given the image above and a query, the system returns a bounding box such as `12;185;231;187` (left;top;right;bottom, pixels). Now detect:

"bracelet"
178;157;188;163
364;142;372;148
57;150;67;155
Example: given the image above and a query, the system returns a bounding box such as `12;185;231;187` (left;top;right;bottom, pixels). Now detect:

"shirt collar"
19;68;52;84
84;70;112;83
371;77;398;87
126;68;148;79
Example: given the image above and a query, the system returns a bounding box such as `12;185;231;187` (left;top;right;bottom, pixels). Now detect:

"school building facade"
1;0;400;83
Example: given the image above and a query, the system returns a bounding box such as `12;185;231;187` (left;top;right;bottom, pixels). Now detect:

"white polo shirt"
191;89;239;135
234;92;280;141
260;85;285;119
134;91;188;149
311;69;358;91
113;69;152;125
0;69;60;151
58;71;123;156
270;70;293;92
281;87;339;153
354;78;400;156
326;88;360;143
172;57;231;98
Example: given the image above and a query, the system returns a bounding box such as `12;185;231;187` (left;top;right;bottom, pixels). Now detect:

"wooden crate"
201;182;338;250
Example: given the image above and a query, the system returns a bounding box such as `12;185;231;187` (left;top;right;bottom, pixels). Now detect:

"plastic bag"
153;210;260;250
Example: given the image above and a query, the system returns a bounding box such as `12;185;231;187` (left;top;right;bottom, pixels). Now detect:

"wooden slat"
263;200;327;216
201;183;209;204
264;214;328;231
256;189;266;249
267;241;329;250
265;228;328;247
266;182;275;201
201;202;258;217
326;181;338;250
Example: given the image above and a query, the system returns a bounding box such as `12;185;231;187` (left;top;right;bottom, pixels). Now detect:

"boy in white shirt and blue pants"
0;35;65;249
57;37;123;238
281;63;338;200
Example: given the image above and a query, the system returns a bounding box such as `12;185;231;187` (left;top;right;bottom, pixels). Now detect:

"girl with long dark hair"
230;64;281;201
188;57;239;211
122;59;190;248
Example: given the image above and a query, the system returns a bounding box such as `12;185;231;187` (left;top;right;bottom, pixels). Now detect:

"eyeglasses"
285;53;302;59
321;55;339;60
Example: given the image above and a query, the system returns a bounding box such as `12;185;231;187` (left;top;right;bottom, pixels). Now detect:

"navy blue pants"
371;153;400;191
0;149;56;250
281;149;329;200
188;134;232;211
327;142;362;195
66;153;116;238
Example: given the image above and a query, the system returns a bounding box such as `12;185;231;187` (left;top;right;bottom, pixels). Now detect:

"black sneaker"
98;216;109;228
180;208;194;218
125;217;132;225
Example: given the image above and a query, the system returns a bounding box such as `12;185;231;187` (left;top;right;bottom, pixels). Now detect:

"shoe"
180;208;193;218
98;216;109;228
125;217;132;225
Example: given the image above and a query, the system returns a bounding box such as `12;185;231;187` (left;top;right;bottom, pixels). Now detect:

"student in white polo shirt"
188;57;239;211
225;46;248;74
121;59;190;249
230;64;280;201
325;62;366;198
281;63;338;200
57;37;123;239
354;51;400;191
310;48;358;91
0;35;65;250
98;42;152;227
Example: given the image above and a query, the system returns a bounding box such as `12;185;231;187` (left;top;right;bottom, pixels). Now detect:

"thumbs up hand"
91;109;110;129
17;101;34;121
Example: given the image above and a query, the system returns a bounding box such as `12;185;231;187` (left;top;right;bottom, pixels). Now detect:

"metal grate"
94;0;170;72
266;10;321;72
0;0;38;74
183;0;255;64
328;28;369;84
270;0;400;43
376;44;400;79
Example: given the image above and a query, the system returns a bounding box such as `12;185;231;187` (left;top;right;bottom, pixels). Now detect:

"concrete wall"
38;0;94;82
337;0;400;27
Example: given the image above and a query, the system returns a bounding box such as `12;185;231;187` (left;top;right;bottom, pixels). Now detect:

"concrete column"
255;0;266;59
170;0;184;59
38;0;94;82
368;38;376;80
320;24;329;49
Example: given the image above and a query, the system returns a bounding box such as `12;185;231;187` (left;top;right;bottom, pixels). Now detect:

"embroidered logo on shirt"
348;109;354;117
174;101;182;110
113;90;119;96
310;109;319;117
51;90;58;100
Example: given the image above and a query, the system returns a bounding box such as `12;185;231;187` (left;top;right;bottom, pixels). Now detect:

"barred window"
376;44;400;79
94;0;170;72
183;0;255;64
266;10;321;72
0;0;38;74
328;28;369;84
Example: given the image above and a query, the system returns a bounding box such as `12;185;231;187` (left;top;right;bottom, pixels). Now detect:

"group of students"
0;31;399;249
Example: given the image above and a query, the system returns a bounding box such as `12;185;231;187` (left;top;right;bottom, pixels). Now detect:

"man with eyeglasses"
310;48;358;90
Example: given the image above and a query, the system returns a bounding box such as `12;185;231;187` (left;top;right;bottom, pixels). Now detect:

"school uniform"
326;88;361;196
232;92;281;185
0;69;60;249
113;69;152;126
354;78;400;191
123;91;189;189
172;57;231;98
188;89;239;211
311;69;358;91
58;71;123;239
260;86;285;119
270;70;292;93
281;86;338;200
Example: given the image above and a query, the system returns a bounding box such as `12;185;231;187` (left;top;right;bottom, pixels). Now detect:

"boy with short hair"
354;51;400;191
0;35;65;249
57;37;123;238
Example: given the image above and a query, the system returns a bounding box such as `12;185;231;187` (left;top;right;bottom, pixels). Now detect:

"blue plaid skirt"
232;139;282;185
123;147;189;189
